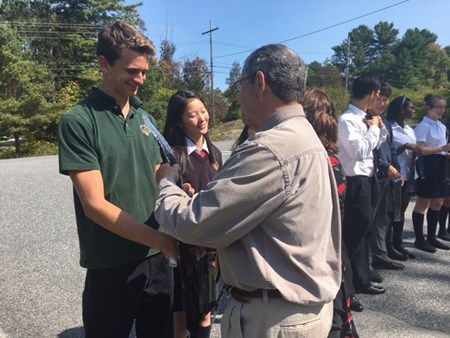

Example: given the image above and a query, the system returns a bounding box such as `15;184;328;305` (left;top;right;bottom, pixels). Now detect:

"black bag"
179;243;219;331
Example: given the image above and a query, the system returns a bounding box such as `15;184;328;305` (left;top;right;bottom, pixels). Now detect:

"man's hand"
387;165;401;181
182;182;196;197
364;115;384;128
156;163;180;184
441;143;450;152
159;233;180;260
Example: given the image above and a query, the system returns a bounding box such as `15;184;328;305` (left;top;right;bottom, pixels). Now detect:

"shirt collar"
91;88;143;113
185;136;209;155
423;116;439;125
348;104;367;117
261;104;306;131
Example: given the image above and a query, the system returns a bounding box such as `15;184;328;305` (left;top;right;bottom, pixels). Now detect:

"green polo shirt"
58;88;163;269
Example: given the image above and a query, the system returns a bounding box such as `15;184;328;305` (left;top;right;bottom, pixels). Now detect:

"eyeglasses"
233;74;253;92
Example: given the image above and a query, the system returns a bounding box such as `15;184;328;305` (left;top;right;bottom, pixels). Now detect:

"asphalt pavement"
0;149;449;337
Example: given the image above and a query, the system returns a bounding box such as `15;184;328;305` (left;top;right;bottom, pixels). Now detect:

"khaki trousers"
221;291;333;338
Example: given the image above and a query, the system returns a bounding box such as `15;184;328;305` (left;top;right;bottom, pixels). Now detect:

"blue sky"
128;0;450;90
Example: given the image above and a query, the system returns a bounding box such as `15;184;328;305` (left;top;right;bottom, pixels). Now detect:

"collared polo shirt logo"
140;124;151;136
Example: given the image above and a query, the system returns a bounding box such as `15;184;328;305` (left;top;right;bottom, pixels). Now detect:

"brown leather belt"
226;285;282;303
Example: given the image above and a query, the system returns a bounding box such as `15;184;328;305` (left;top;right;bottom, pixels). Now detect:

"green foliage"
331;21;449;91
0;23;65;155
223;61;242;122
181;57;210;93
307;61;343;88
1;5;449;159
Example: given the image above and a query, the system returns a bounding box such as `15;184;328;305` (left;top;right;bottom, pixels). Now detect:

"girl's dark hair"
162;90;219;175
386;96;411;123
302;88;339;152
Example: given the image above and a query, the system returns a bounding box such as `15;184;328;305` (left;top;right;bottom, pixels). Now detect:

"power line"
215;0;410;59
1;21;102;28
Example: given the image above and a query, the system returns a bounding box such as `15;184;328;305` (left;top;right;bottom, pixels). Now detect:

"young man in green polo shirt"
58;21;179;338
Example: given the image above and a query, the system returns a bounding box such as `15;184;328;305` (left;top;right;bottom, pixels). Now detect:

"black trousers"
83;253;174;338
343;176;374;289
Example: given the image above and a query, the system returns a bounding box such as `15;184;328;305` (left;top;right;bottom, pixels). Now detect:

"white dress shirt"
391;122;416;180
185;136;209;156
337;104;388;177
414;116;447;155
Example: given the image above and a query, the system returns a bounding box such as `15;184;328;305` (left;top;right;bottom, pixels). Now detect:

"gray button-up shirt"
155;105;341;305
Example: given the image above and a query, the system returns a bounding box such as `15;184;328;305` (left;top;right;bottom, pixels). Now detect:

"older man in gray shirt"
155;44;341;338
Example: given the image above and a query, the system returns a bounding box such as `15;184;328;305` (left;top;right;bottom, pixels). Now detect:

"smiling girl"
412;94;450;252
162;90;222;338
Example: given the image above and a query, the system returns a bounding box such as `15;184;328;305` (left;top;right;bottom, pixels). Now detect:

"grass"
209;120;245;142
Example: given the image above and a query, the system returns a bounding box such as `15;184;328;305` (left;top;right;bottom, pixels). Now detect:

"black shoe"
394;244;416;259
350;295;364;312
437;231;450;241
356;284;386;295
370;270;384;283
372;259;405;270
387;247;408;261
427;238;450;250
414;240;437;253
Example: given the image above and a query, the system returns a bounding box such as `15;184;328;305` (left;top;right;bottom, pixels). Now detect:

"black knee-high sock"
190;325;211;338
412;211;425;242
439;206;449;233
426;208;440;240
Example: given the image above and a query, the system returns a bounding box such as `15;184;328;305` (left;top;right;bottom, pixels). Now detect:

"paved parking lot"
0;154;449;337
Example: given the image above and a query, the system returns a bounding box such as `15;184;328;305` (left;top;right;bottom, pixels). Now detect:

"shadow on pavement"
58;327;84;338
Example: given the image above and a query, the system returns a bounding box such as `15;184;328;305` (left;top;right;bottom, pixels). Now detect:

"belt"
226;285;282;303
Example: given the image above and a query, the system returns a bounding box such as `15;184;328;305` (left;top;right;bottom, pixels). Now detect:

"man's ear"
255;70;266;92
98;56;110;73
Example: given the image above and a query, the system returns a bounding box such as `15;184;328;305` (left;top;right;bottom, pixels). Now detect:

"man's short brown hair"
96;21;156;65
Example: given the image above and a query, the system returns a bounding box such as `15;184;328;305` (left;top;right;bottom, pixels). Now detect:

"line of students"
336;74;450;324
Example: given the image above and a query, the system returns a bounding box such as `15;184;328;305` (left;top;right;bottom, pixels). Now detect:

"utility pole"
202;20;218;127
345;35;351;93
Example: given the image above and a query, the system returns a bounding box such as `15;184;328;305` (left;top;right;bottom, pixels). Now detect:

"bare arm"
69;169;179;259
416;142;450;156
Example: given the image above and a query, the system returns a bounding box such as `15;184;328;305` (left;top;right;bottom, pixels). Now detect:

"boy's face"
100;48;149;100
369;95;390;116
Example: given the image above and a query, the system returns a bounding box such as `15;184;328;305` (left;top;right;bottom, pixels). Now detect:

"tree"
388;28;438;88
372;22;398;58
331;22;399;80
181;57;210;94
426;44;450;88
159;39;181;89
306;61;343;88
332;24;374;78
1;0;144;93
0;23;66;156
223;60;242;121
139;59;174;128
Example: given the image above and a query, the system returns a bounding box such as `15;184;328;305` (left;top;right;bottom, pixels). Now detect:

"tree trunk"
14;132;21;158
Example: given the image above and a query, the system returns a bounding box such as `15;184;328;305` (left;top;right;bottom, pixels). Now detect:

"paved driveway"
0;152;449;337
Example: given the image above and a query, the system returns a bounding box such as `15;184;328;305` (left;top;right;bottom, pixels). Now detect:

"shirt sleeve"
414;122;429;143
338;116;381;161
58;113;100;175
154;141;288;248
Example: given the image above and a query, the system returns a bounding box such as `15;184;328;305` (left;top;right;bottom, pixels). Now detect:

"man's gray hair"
243;44;307;103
